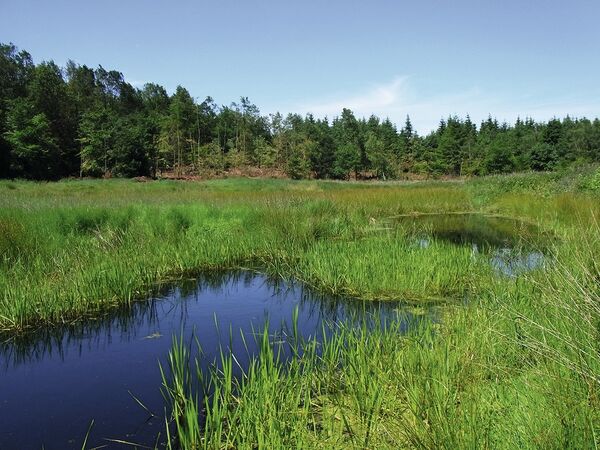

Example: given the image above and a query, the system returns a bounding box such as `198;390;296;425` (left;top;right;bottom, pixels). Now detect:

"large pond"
0;271;416;449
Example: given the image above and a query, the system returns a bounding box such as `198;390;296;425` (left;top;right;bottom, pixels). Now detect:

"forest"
2;42;600;181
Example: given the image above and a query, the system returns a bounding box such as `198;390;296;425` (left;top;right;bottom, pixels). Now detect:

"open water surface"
0;271;413;449
396;213;549;276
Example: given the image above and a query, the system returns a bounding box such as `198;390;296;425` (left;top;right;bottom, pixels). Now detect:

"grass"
160;222;600;449
0;178;477;332
1;172;600;448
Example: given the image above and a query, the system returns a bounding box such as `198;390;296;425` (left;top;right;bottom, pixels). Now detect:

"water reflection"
0;271;420;449
396;213;549;275
396;213;546;247
0;272;401;368
490;248;545;277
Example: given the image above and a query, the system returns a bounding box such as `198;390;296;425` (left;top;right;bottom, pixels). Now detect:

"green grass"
0;178;477;332
1;173;600;448
160;222;600;449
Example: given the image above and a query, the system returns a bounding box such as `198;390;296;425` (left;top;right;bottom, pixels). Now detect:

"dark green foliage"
0;44;33;178
111;113;154;177
333;142;361;179
308;117;336;178
529;142;555;171
286;139;312;179
4;100;61;179
1;42;600;181
27;61;78;176
79;106;116;176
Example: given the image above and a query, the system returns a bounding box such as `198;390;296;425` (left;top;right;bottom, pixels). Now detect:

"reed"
161;225;600;448
2;174;599;448
0;177;496;332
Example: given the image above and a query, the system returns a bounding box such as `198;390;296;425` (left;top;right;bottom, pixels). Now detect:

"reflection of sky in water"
418;237;430;248
413;236;545;276
403;214;548;276
490;248;545;277
0;272;425;450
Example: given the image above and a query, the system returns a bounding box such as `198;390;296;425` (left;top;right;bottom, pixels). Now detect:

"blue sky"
2;0;599;133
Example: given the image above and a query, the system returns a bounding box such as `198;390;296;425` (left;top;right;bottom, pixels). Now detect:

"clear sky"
1;0;599;133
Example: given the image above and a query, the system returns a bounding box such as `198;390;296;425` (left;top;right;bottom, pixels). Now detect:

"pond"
0;271;417;449
394;213;549;276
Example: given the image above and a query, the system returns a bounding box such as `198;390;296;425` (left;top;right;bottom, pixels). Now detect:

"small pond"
394;213;549;276
0;271;418;449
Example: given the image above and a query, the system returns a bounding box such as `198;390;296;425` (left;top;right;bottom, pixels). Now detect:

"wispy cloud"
300;77;410;116
294;77;600;134
128;79;148;88
122;73;148;89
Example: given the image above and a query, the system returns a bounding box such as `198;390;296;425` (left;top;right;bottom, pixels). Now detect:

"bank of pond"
0;213;549;448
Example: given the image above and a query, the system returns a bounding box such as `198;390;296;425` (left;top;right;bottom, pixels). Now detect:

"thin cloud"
122;73;149;88
294;77;600;134
300;77;410;116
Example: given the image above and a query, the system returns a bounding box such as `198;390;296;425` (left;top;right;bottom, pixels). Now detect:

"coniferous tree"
2;42;600;181
160;86;196;174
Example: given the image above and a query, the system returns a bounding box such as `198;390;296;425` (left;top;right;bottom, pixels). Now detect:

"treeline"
1;43;600;180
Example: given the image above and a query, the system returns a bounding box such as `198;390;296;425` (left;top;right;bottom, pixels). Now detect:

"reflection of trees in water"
397;214;550;250
0;299;163;368
0;271;251;367
0;270;421;369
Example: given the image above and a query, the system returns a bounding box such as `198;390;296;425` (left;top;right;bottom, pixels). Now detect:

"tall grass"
161;219;600;448
2;175;600;448
0;178;483;332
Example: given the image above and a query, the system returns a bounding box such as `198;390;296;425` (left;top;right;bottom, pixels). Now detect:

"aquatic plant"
1;174;599;448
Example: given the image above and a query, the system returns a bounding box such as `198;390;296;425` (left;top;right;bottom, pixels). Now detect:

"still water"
0;271;412;449
396;213;549;276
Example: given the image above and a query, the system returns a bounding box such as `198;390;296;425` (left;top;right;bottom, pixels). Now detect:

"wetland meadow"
1;172;599;448
3;1;600;448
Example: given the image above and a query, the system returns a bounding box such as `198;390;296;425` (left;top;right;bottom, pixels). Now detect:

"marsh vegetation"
0;172;599;448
